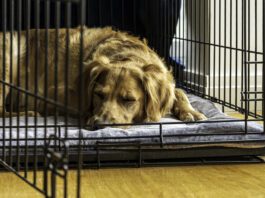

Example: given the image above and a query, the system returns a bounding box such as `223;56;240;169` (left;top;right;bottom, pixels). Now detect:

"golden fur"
0;27;206;128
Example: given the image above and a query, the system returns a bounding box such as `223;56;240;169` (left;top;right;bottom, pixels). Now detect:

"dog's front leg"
0;32;40;117
39;86;78;116
0;32;11;117
0;91;41;117
0;89;6;116
172;88;207;122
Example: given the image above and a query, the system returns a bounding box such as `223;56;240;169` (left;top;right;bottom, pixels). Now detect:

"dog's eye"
94;92;105;100
122;97;136;104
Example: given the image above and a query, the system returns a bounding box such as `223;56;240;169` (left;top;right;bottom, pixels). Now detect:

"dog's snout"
92;118;112;130
94;118;111;125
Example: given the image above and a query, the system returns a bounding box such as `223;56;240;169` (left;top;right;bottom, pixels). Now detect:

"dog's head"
80;56;175;129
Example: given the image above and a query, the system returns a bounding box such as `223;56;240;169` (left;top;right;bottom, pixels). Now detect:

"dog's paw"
179;110;207;122
19;111;42;117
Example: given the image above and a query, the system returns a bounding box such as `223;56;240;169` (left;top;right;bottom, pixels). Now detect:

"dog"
0;26;206;128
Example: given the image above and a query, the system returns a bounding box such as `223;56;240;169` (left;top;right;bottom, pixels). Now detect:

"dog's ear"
75;60;108;116
142;64;175;122
75;61;105;89
77;56;110;88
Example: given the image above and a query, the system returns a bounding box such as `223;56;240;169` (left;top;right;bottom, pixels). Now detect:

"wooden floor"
1;164;265;198
0;112;265;198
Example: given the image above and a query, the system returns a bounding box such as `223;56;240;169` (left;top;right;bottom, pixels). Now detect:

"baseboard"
182;71;263;112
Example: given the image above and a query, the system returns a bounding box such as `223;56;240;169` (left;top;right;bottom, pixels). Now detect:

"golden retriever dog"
0;26;206;128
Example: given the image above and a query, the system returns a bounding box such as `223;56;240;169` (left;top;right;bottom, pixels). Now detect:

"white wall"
171;0;264;113
172;0;210;75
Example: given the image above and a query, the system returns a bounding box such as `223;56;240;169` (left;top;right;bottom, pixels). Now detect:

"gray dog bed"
0;94;264;149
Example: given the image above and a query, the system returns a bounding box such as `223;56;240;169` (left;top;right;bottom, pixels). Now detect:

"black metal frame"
1;0;265;197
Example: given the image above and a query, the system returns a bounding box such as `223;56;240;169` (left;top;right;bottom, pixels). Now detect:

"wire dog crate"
0;0;265;197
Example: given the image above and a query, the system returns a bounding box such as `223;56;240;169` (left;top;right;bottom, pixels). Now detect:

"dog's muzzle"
87;117;112;130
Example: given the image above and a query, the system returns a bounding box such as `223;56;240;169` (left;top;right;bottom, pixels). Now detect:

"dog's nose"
92;118;112;130
92;125;102;130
